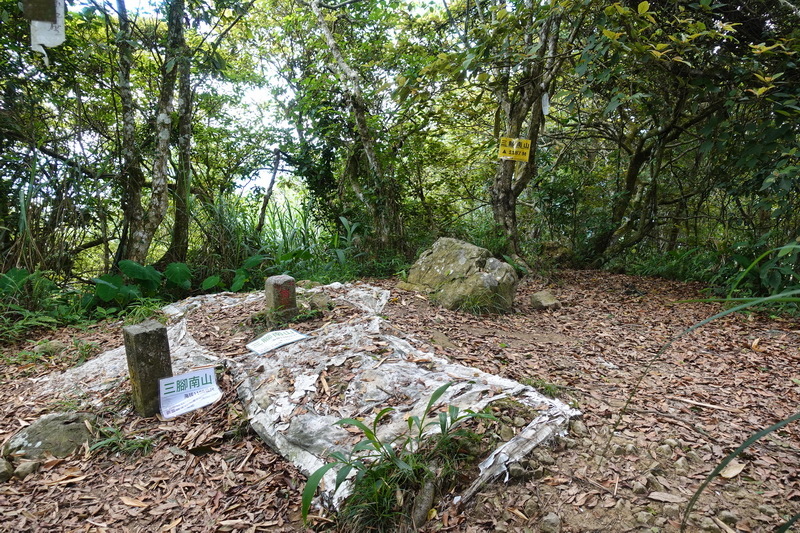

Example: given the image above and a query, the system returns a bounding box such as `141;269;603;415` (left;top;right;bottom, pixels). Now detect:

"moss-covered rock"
398;238;517;313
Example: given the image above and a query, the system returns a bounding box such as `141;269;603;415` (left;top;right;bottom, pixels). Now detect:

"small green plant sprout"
71;339;98;365
90;425;155;456
301;382;495;528
521;377;567;399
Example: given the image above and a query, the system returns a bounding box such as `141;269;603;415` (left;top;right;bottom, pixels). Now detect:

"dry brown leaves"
1;271;799;532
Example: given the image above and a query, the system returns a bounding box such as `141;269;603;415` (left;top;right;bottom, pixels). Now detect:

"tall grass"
188;193;376;288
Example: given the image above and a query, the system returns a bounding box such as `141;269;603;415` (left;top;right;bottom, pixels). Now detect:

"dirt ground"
1;270;799;532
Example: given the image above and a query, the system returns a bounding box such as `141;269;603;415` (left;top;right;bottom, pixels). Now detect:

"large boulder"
399;238;518;312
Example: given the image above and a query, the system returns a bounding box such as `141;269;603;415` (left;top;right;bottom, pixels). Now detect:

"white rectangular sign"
159;367;222;419
246;329;309;355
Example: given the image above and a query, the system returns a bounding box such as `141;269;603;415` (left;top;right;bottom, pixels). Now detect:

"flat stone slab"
29;283;578;509
227;283;579;506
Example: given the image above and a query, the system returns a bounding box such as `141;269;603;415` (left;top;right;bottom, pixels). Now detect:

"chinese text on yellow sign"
498;137;531;162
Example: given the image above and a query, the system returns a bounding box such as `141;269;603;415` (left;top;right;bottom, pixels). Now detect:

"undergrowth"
302;383;495;532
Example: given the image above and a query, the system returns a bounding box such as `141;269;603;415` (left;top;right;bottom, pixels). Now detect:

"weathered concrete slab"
36;319;218;399
227;283;579;507
31;282;578;510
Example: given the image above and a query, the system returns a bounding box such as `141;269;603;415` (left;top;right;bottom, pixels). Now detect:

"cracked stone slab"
226;283;579;508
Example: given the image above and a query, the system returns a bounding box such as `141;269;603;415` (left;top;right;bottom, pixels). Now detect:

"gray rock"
508;462;528;480
645;473;665;492
635;511;654;525
397;238;518;313
523;496;539;517
758;504;778;516
533;449;556;465
632;481;648;495
306;292;333;311
655;444;673;457
560;437;577;449
674;456;689;475
539;512;561;533
685;450;702;463
699;516;721;532
569;419;588;437
32;339;68;354
4;412;95;460
662;438;680;448
663;504;680;518
718;510;737;526
13;460;40;480
530;290;561;310
0;458;13;482
498;424;515;441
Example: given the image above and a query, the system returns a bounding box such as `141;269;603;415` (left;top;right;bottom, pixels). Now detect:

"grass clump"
90;425;156;457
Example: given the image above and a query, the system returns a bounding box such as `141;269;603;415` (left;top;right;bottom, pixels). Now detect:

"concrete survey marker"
227;283;580;507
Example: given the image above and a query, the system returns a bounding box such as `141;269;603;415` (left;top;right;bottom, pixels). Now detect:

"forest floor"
1;270;799;532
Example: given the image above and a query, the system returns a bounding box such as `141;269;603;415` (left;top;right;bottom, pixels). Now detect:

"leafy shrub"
0;268;84;341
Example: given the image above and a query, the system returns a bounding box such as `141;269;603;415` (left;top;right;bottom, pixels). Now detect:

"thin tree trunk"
158;39;192;266
125;0;185;263
308;0;404;251
115;0;146;265
256;149;281;235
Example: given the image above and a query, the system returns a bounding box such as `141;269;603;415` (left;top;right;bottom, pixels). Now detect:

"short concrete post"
265;275;298;319
122;319;173;417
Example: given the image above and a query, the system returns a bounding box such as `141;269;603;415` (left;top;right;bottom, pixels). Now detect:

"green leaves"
118;260;162;295
165;262;191;290
300;382;496;526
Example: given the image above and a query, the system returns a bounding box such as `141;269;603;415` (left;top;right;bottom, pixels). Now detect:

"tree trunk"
256;149;281;235
115;0;146;265
158;39;192;266
308;0;405;252
123;0;185;263
489;9;569;257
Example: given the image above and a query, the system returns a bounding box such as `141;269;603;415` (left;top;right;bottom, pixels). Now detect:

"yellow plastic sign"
498;137;531;162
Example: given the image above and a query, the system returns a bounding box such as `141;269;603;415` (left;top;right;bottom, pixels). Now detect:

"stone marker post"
265;275;298;319
122;319;173;417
